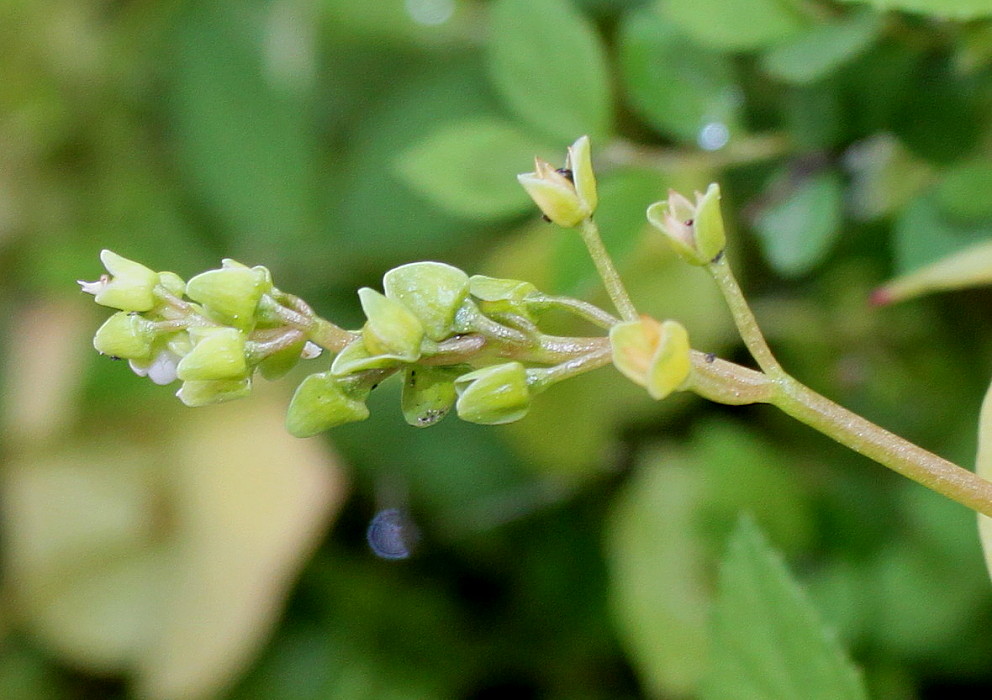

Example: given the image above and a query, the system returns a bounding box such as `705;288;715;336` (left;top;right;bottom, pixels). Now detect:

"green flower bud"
185;260;271;329
468;275;539;318
93;311;157;359
157;271;186;298
383;262;469;342
610;317;691;400
646;183;726;266
285;371;370;437
176;377;252;407
176;327;248;381
358;287;424;362
257;336;308;380
516;136;597;228
454;362;531;425
87;250;160;312
401;365;460;428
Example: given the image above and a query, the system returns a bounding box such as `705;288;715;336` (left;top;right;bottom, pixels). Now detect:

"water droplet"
698;122;730;151
405;0;454;26
367;508;418;560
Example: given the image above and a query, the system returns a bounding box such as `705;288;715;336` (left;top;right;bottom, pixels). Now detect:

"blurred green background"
4;0;992;697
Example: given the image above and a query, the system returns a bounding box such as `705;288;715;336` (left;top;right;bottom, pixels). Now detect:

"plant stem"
529;294;620;329
770;374;992;518
579;218;639;322
707;255;784;378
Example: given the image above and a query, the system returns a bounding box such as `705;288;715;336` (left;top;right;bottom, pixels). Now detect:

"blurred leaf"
761;11;881;85
753;169;844;278
892;195;992;274
619;8;741;144
394;117;555;220
662;0;810;50
872;238;992;305
488;0;612;141
702;518;868;700
606;453;710;696
838;0;992;19
169;0;318;259
843;134;932;222
935;161;992;224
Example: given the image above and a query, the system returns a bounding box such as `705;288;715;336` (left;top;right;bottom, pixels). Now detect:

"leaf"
871;238;992;305
394;117;555;220
752;169;844;278
702;518;868;700
935;161;992;224
838;0;992;20
892;195;992;275
619;9;741;144
487;0;612;141
664;0;810;51
168;0;318;258
761;11;882;85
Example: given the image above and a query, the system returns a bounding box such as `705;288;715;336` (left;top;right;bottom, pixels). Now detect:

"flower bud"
610;317;691;400
383;262;469;342
285;371;370;437
185;260;271;329
129;344;182;385
157;271;186;298
358;287;424;362
646;183;726;266
175;327;248;381
454;362;531;425
93;312;157;359
176;377;252;407
517;136;597;228
330;337;404;375
468;275;538;318
401;365;460;427
84;250;160;312
256;336;308;380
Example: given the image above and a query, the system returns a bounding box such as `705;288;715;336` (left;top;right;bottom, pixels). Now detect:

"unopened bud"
383;262;469;341
454;362;531;425
176;377;252;407
358;287;425;362
401;365;459;427
185;260;271;329
93;311;157;359
610;317;691;400
646;183;726;266
285;371;370;437
175;327;248;381
83;250;160;312
517;136;597;228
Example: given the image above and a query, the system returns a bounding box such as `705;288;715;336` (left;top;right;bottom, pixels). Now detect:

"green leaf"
838;0;992;20
935;161;992;224
664;0;810;51
487;0;612;141
619;9;741;143
761;11;882;85
394;117;555;220
168;0;317;258
753;169;844;277
702;518;868;700
892;195;992;274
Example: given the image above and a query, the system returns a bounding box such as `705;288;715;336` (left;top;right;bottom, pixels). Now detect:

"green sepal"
285;371;371;437
185;260;271;329
454;362;531;425
257;337;307;380
331;337;406;375
401;365;461;428
157;271;186;298
358;287;425;361
383;262;470;342
646;320;691;400
468;275;539;318
93;311;157;359
693;183;726;264
176;376;252;407
94;250;160;312
175;327;248;381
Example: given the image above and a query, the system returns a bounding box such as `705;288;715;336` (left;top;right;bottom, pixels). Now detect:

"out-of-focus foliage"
4;0;992;697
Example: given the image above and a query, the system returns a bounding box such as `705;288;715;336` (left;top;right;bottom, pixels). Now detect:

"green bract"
454;362;532;425
185;260;271;329
92;311;157;359
93;250;160;312
285;371;371;437
175;327;248;381
384;262;470;341
358;287;425;362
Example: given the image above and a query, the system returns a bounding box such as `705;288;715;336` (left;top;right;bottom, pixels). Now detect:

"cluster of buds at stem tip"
646;183;726;266
80;250;326;407
517;135;597;228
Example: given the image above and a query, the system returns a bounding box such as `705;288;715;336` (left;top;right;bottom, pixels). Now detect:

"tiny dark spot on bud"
370;383;379;391
541;214;552;223
705;352;715;364
555;167;574;183
684;219;694;226
109;355;122;361
711;249;725;263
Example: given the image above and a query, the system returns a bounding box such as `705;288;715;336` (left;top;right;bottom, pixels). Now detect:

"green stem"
579;218;638;322
529;294;620;329
707;255;784;378
770;374;992;519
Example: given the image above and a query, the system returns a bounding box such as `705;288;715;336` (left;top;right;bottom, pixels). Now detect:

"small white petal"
301;341;323;359
146;351;180;385
78;276;109;296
